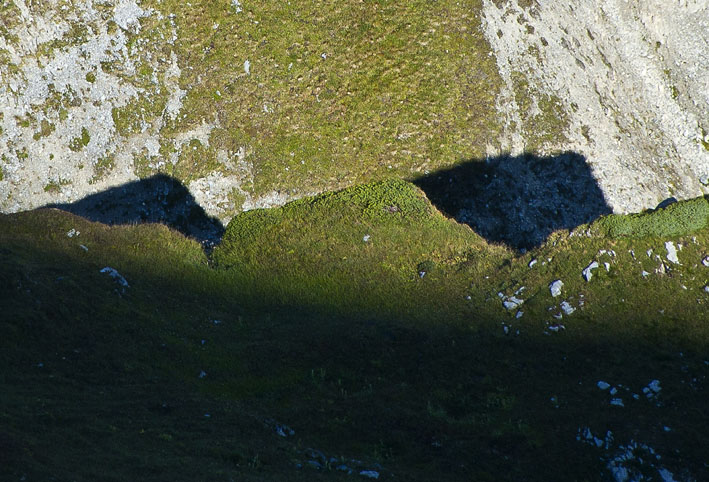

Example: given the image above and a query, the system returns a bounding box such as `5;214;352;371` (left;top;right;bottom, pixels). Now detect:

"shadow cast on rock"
415;152;612;250
46;174;224;246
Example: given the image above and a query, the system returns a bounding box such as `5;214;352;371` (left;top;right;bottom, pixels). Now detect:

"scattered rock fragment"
582;261;599;281
528;258;537;268
577;427;613;450
100;267;129;288
337;464;353;474
549;279;563;297
66;229;80;238
597;381;611;390
503;296;524;310
560;301;575;315
499;292;524;310
610;398;624;407
274;423;295;437
643;380;661;399
702;256;709;267
359;470;380;479
665;241;680;264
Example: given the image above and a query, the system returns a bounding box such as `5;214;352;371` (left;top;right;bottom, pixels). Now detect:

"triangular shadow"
46;174;224;247
415;152;612;249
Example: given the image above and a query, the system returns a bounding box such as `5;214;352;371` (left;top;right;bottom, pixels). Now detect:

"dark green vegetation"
2;181;708;481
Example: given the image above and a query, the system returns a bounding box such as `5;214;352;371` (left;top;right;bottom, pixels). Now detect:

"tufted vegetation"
594;196;709;238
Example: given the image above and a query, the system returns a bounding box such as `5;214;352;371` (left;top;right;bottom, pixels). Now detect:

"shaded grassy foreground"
1;181;708;481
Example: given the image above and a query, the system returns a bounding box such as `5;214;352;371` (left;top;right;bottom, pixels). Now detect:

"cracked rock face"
481;0;709;213
0;0;151;210
1;0;708;230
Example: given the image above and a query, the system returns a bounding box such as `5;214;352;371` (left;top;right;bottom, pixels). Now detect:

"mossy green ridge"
213;179;497;320
594;196;709;238
2;183;709;481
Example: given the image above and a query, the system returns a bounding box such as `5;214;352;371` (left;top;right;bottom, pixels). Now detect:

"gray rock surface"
583;261;599;282
481;0;709;214
550;279;564;298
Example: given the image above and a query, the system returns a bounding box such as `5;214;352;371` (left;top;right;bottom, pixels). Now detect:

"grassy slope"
2;183;709;481
128;0;502;200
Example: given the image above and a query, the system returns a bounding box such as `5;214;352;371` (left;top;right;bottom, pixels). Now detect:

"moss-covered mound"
213;178;495;318
594;196;709;238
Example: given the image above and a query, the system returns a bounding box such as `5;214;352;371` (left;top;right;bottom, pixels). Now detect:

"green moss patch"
594;196;709;238
68;127;91;151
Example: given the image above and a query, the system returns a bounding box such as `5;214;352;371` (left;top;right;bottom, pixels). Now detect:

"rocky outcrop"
481;0;709;213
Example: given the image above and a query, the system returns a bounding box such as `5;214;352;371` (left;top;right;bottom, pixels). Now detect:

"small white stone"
503;296;523;310
647;379;661;393
658;468;677;482
597;381;611;390
610;398;624;407
702;256;709;267
100;267;129;287
244;59;251;74
665;241;680;264
560;301;575;315
362;234;371;242
528;259;537;268
582;261;599;281
359;470;379;479
549;279;563;297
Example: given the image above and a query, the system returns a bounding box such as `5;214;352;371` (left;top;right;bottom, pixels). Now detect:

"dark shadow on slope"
46;174;224;246
415;152;612;250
